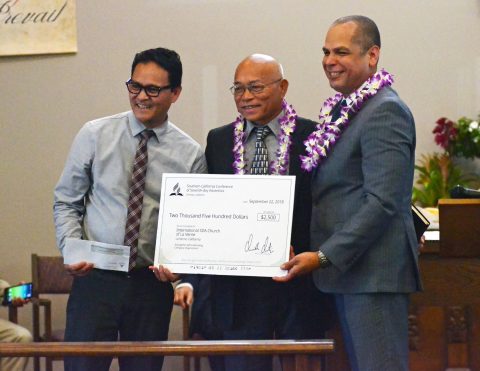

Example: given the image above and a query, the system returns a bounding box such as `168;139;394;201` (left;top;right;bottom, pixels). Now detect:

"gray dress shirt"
54;111;207;268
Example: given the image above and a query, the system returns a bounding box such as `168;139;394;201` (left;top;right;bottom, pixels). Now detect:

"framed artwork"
0;0;77;56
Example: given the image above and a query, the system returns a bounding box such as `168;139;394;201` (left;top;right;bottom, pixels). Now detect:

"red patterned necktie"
124;130;155;271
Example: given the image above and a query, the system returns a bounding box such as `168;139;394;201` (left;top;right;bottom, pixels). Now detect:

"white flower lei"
232;99;297;175
300;69;394;171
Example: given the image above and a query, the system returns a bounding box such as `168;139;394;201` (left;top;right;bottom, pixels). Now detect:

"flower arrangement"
413;114;480;207
433;115;480;159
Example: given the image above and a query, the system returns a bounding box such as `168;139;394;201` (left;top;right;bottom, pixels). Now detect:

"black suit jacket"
205;117;315;254
186;117;332;336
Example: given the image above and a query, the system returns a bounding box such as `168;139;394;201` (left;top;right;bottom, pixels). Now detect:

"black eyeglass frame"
229;78;283;96
125;79;172;97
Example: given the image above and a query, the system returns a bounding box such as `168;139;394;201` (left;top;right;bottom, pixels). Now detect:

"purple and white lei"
300;69;394;172
232;99;297;175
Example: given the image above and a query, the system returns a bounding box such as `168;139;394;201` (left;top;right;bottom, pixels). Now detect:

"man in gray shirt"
53;47;207;371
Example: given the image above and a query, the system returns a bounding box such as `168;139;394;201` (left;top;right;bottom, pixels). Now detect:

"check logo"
169;182;183;196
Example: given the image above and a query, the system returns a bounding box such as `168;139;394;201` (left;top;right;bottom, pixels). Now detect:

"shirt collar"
244;111;283;141
128;111;170;141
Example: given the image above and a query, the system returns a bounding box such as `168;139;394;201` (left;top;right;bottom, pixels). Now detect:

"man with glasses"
53;47;207;371
168;54;332;371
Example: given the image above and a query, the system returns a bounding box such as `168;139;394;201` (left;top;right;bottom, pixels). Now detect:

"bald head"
235;54;284;80
232;54;289;125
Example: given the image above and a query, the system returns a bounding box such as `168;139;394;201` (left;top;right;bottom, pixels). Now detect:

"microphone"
450;185;480;199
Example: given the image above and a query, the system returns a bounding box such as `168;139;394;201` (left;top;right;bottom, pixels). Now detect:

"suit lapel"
289;119;309;176
225;124;235;174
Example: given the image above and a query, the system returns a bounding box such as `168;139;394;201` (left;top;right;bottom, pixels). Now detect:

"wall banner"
0;0;77;56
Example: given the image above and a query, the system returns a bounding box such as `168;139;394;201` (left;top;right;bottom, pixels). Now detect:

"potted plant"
412;115;480;207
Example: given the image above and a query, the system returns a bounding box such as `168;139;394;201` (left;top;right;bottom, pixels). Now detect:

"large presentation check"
154;174;296;277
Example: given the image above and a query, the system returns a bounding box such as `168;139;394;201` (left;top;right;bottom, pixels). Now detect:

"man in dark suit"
275;16;422;370
172;54;332;371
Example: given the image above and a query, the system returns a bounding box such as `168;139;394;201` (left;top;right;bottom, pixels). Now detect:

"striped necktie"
124;130;154;271
331;99;347;122
250;126;271;175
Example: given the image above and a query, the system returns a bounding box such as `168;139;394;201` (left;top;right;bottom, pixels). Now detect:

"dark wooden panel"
469;305;480;371
411;256;480;306
438;199;480;257
446;306;468;368
409;306;446;371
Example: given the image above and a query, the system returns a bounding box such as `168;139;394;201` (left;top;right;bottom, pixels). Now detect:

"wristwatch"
317;250;331;268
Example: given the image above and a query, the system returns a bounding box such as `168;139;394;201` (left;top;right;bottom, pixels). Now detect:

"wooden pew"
0;339;334;371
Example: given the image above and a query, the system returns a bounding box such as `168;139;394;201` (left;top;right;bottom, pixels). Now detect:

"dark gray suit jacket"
311;86;422;293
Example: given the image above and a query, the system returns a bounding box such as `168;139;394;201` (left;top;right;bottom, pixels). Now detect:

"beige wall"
1;1;479;370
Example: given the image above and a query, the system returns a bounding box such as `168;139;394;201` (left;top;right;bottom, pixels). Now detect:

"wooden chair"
30;254;73;371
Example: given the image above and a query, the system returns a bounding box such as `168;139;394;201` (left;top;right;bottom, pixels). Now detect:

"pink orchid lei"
232;99;297;175
300;69;394;172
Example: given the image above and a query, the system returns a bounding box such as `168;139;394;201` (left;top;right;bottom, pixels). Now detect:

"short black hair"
131;47;182;89
333;15;381;52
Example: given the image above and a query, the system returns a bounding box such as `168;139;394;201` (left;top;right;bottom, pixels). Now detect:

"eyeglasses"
229;78;282;96
125;79;171;97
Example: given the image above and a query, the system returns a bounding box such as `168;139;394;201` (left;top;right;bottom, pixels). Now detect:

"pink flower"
433;117;457;150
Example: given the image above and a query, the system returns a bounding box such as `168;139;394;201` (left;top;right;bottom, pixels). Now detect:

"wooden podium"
409;199;480;371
